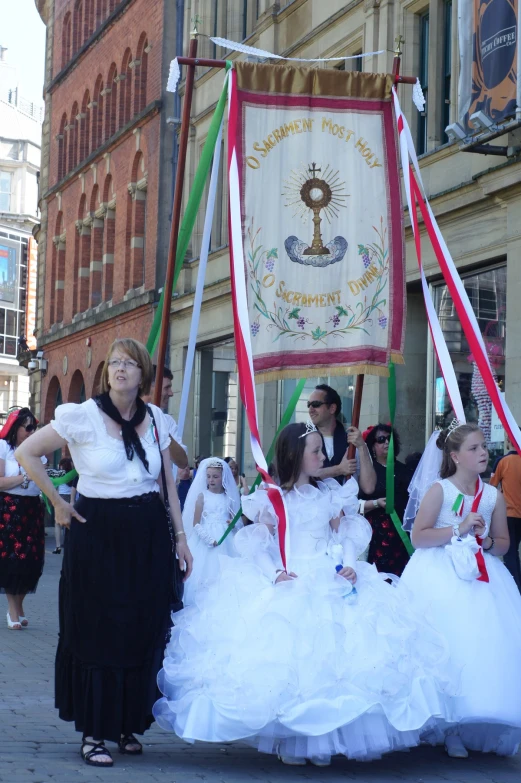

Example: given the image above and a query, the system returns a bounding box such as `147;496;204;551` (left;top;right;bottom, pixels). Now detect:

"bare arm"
348;428;377;494
411;483;450;548
481;491;510;557
168;439;188;469
193;494;204;526
0;457;26;491
160;446;193;578
15;425;86;527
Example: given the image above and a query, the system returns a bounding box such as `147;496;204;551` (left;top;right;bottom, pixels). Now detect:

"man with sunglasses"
307;384;376;493
141;365;188;471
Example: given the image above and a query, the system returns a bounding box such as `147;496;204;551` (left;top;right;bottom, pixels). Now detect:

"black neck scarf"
95;392;150;472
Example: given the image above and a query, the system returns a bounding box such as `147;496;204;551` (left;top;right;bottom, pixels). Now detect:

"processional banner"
230;63;406;382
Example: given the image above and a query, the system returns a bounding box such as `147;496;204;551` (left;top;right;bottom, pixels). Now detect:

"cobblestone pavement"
1;529;520;783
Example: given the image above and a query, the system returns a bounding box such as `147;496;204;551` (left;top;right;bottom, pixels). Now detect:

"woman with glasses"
16;338;192;768
360;424;412;576
0;408;44;629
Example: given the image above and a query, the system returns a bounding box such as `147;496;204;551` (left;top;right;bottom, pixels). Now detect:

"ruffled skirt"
400;547;521;756
154;553;456;761
56;493;172;742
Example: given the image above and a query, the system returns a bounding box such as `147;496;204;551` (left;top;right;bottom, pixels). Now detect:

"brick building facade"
33;0;177;428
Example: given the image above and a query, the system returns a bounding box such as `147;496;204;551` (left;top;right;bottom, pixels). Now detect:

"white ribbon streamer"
412;78;426;112
392;88;466;423
211;37;384;63
177;118;224;438
393;86;521;452
167;57;181;93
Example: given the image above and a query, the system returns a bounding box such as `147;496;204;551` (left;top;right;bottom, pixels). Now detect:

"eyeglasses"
307;401;327;409
375;435;391;444
108;359;140;370
24;424;36;433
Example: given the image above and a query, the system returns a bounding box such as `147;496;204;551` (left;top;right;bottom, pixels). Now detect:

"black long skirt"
55;492;173;742
0;493;44;594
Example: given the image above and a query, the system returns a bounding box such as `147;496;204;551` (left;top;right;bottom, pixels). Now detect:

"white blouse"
0;439;47;496
51;399;171;500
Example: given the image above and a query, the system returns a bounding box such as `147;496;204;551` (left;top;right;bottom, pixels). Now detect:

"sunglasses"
375;435;391;444
307;401;327;409
24;424;36;433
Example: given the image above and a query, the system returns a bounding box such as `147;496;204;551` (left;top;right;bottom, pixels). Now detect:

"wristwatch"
453;523;461;539
20;472;30;490
373;499;378;509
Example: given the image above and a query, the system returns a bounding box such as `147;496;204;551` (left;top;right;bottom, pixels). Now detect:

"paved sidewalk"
1;529;520;783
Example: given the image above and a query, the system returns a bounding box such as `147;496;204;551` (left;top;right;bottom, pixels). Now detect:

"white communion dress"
154;478;456;762
400;479;521;755
183;489;238;607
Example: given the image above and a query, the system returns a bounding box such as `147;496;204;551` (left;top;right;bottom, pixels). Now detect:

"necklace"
450;477;476;496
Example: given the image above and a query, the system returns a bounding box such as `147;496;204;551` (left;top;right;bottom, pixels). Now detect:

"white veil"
182;457;241;536
402;431;443;532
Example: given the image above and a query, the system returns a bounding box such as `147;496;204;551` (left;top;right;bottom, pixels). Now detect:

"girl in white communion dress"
181;457;240;607
400;422;521;759
154;422;456;766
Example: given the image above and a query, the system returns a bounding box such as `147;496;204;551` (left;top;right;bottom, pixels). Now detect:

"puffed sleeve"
51;403;95;445
241;487;277;527
148;405;171;451
235;487;284;581
0;440;9;460
322;478;372;566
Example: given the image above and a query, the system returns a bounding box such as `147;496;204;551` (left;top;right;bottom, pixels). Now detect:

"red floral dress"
0;462;44;594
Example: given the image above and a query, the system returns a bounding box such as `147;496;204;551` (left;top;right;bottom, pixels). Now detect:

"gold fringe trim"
255;363;394;384
390;353;405;365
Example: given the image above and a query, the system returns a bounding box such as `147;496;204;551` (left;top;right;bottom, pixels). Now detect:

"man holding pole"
307;384;376;494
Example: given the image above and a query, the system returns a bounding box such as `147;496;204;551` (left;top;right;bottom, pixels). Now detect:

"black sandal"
81;738;114;767
118;734;143;755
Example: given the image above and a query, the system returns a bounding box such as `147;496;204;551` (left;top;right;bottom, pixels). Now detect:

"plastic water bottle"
331;545;357;602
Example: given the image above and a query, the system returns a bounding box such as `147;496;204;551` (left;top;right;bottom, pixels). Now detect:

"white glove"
194;523;216;548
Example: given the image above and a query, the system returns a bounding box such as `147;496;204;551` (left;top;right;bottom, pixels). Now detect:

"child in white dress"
154;423;456;765
182;457;240;606
400;422;521;758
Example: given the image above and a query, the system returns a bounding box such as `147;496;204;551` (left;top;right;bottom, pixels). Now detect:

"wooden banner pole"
153;33;199;406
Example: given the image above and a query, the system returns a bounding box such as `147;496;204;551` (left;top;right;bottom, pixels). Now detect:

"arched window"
134;33;148;114
68;102;79;171
105;63;118;139
95;0;107;27
51;212;66;325
92;76;104;151
84;0;95;40
73;0;84;53
125;151;147;291
44;376;62;424
61;12;72;68
102;174;115;301
89;184;103;307
119;49;132;127
92;361;105;396
68;369;86;403
74;194;90;315
80;90;91;161
57;113;68;180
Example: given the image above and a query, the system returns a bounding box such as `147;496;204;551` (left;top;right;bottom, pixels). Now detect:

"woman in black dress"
0;408;44;629
359;423;412;577
16;338;193;768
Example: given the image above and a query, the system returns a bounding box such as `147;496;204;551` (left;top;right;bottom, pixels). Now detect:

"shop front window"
195;339;239;460
432;264;506;464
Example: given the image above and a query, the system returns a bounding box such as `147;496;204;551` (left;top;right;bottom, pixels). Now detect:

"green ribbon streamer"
146;67;231;356
216;379;307;546
385;362;414;556
43;469;77;515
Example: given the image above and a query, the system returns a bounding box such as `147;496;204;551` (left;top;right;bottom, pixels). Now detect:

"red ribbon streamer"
458;478;489;583
227;69;288;568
